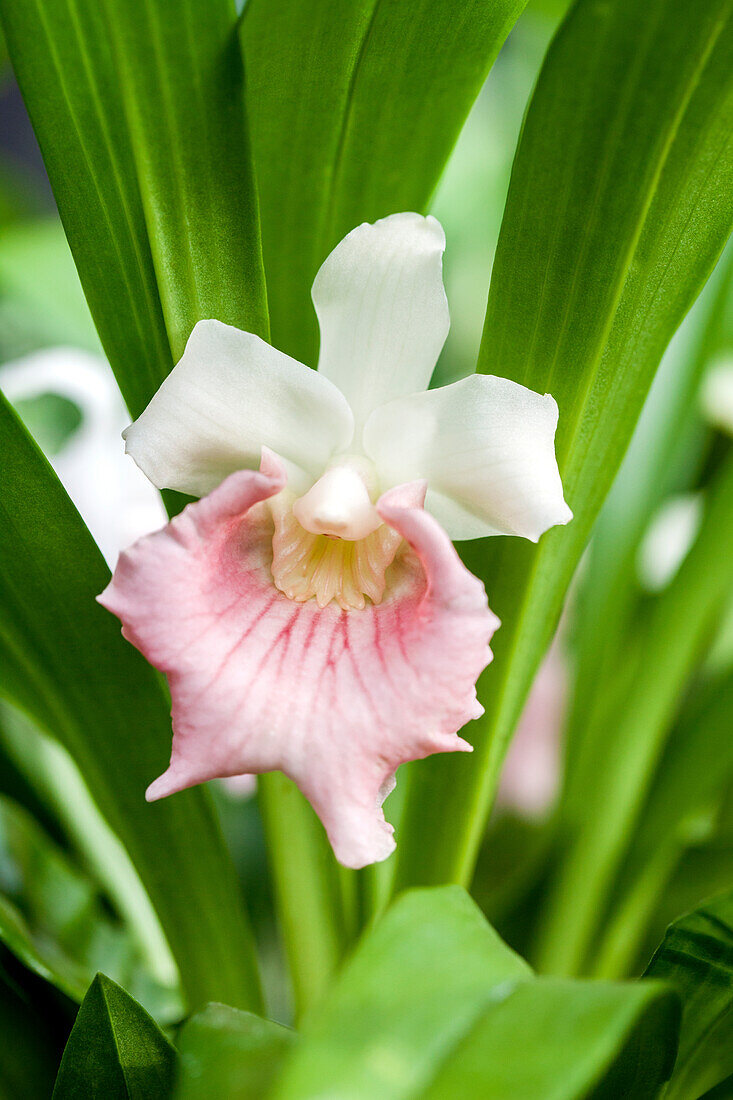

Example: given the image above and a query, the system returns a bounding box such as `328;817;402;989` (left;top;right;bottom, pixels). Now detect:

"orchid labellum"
100;213;571;868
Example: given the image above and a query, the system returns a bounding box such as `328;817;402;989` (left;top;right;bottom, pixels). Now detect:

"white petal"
363;374;572;542
312;213;449;438
124;319;354;496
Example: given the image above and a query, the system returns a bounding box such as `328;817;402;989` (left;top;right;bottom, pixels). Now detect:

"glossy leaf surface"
104;0;268;361
273;886;677;1100
2;0;266;414
0;0;170;416
52;973;176;1099
176;1004;295;1100
645;890;733;1099
242;0;527;365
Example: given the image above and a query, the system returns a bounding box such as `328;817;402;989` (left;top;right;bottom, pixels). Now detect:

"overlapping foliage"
0;0;731;1094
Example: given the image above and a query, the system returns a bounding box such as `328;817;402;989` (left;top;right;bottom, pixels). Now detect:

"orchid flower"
100;213;571;869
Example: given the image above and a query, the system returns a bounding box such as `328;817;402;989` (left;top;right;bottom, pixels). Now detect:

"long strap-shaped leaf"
537;450;733;974
391;0;733;896
2;0;267;412
103;0;269;360
272;886;678;1100
591;670;733;979
241;0;527;366
0;0;171;417
565;245;733;791
0;393;262;1012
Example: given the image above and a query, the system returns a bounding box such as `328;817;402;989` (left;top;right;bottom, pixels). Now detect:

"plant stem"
258;773;347;1019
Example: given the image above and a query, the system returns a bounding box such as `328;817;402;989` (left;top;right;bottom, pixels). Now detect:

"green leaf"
536;453;733;975
271;886;678;1099
257;772;349;1018
0;789;181;1020
52;973;176;1099
175;1004;296;1100
242;0;527;365
565;241;733;775
1;0;266;412
645;890;733;1099
0;705;181;1013
0;0;171;416
0;891;89;1004
0;794;133;1004
272;885;530;1099
392;0;733;895
591;670;733;979
103;0;268;360
0;392;262;1011
419;978;677;1100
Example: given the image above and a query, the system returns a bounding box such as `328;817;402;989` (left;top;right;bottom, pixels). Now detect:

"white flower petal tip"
100;452;499;870
313;213;450;435
123;319;353;497
364;374;572;542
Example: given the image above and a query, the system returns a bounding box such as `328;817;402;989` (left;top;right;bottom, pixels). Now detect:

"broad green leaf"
0;393;262;1011
392;0;733;895
272;886;530;1099
103;0;268;360
52;973;176;1099
0;0;171;416
645;890;733;1099
537;453;733;975
420;978;677;1100
242;0;527;366
176;1004;296;1100
272;885;677;1100
0;714;65;843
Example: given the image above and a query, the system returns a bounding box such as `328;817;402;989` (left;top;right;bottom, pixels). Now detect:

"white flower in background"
637;493;704;592
100;213;572;868
701;356;733;436
0;348;165;566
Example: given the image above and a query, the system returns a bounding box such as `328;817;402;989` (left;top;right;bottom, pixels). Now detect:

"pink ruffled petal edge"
99;452;499;868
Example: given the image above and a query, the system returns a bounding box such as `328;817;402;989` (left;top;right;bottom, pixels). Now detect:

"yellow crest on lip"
269;497;402;611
